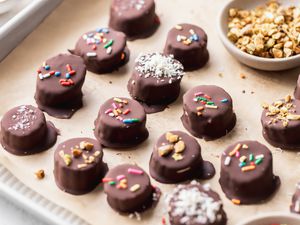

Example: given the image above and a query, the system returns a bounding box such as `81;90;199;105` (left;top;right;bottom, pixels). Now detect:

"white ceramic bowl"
236;212;300;225
217;0;300;71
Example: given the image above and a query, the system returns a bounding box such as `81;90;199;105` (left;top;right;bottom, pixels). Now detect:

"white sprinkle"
86;52;97;57
43;73;50;79
106;47;112;54
8;105;37;131
202;183;211;191
176;35;182;42
135;53;184;80
205;105;218;109
189;29;195;34
255;154;264;159
38;73;44;80
168;182;222;224
224;156;231;166
175;25;183;30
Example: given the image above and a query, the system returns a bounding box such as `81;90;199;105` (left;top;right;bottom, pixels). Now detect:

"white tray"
0;164;88;225
0;0;62;61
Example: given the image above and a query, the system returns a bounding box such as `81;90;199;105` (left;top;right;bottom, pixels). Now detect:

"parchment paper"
1;0;300;224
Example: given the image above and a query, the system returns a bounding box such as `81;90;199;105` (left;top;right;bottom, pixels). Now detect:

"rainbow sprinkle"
224;143;265;173
82;28;117;56
105;98;140;125
37;62;76;87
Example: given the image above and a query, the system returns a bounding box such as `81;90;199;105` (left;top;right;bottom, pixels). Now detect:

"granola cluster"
227;1;300;58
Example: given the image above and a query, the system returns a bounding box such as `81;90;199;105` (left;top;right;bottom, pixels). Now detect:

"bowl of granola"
236;212;300;225
217;0;300;71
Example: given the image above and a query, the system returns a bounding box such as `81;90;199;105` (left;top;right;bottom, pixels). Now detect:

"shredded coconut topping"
115;0;145;13
8;105;37;131
168;182;222;225
135;53;184;82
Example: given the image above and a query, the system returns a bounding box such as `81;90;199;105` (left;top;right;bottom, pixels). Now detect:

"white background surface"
0;195;50;225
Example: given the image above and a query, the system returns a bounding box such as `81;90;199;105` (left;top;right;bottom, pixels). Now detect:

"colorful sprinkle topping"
37;62;76;87
193;92;228;116
135;53;184;83
224;143;264;173
128;168;144;175
175;25;200;46
105;98;141;125
82;28;122;57
263;94;300;127
102;166;144;192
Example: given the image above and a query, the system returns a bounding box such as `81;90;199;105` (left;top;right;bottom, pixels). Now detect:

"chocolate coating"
219;140;280;204
127;53;184;114
181;85;236;141
149;131;215;184
164;23;209;71
103;164;159;213
54;138;107;195
0;105;58;156
94;97;148;148
261;96;300;150
291;182;300;214
70;28;129;74
294;75;300;100
109;0;159;40
168;181;227;225
35;54;86;119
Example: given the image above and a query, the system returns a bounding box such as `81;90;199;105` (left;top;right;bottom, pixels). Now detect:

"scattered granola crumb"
240;73;246;79
35;169;45;180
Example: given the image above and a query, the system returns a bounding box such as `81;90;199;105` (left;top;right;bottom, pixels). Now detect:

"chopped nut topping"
172;153;183;161
158;144;174;156
77;164;87;169
59;150;65;158
94;151;101;157
79;141;94;151
35;170;45;180
82;154;88;160
63;154;72;166
174;141;185;153
85;142;94;151
263;95;300;127
86;156;95;164
72;148;82;158
165;132;179;143
228;1;300;58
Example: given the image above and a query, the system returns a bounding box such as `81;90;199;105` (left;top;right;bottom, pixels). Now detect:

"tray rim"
0;163;88;225
0;0;63;62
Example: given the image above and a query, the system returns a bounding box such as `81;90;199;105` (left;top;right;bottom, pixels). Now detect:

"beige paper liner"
0;0;300;224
